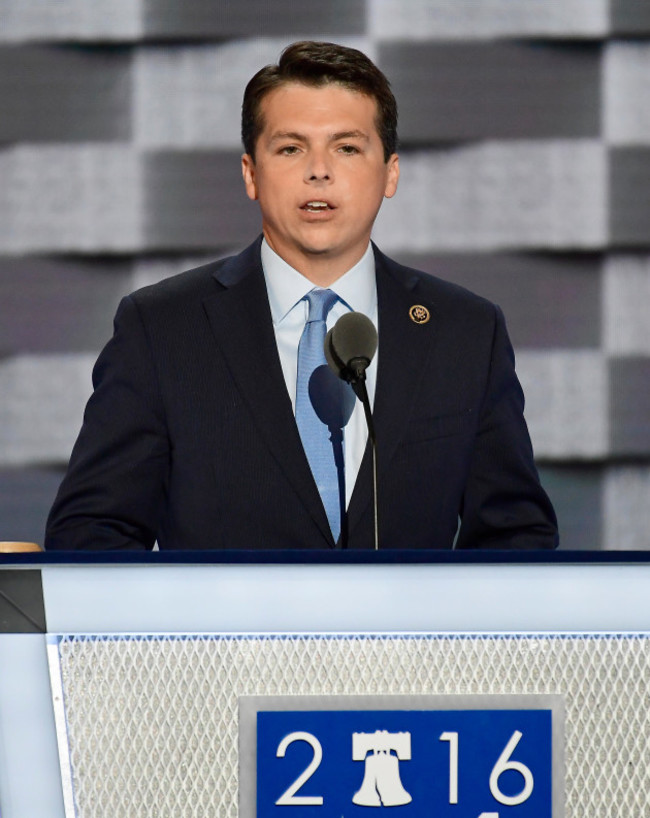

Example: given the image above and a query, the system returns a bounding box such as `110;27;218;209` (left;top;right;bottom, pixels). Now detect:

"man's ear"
384;153;399;199
241;153;258;201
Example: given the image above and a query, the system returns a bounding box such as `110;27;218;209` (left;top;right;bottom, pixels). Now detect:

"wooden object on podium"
0;542;42;553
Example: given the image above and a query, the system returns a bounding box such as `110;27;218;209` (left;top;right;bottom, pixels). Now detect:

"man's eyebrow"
330;130;370;142
268;131;306;144
267;129;370;144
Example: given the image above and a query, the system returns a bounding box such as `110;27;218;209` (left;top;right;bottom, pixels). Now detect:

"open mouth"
301;200;335;212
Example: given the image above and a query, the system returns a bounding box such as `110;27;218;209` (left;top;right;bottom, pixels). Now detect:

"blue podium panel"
249;699;559;818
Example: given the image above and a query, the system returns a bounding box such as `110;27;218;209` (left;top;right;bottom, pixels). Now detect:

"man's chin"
301;245;334;256
296;233;351;258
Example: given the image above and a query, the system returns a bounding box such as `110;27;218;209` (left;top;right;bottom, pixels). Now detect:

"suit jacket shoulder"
128;239;263;313
373;245;498;322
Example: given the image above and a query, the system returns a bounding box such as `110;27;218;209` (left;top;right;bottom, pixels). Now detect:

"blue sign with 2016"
256;709;553;817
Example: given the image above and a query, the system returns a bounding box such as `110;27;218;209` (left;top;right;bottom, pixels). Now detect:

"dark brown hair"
241;41;398;162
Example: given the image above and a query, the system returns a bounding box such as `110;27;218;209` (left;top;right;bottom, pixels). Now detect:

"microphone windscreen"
329;312;378;367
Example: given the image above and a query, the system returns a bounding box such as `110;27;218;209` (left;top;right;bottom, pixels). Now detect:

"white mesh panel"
52;634;650;817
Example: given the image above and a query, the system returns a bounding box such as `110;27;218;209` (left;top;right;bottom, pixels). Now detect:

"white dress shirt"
261;238;378;507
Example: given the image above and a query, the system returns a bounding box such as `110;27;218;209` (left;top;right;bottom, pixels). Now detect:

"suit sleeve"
455;305;559;550
45;296;170;551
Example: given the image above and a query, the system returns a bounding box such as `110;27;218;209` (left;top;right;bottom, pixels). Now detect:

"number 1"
439;731;459;804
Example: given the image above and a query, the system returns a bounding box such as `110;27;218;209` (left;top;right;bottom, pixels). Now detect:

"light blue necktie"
296;289;353;542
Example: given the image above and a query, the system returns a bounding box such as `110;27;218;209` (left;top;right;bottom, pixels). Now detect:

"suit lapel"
347;248;440;542
202;240;335;546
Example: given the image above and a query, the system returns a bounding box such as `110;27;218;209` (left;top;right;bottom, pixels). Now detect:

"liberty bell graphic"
352;730;412;806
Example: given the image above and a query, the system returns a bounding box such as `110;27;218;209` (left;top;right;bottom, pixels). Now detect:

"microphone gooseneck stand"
347;359;379;551
325;313;380;550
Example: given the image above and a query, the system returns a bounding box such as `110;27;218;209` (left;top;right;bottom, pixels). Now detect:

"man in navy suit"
46;41;558;551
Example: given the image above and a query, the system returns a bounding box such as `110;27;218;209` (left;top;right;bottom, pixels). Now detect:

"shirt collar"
261;238;376;324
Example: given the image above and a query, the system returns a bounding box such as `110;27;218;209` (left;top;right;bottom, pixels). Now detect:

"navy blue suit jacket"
45;239;558;551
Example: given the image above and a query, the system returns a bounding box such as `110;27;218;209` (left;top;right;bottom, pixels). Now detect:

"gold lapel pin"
409;304;430;324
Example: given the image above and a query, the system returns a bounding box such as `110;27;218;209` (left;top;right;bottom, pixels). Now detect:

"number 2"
275;731;324;806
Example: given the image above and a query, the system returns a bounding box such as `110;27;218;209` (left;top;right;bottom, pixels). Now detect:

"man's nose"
305;150;332;181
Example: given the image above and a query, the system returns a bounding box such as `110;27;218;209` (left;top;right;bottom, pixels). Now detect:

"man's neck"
262;237;369;287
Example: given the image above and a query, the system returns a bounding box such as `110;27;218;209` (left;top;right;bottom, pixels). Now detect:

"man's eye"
280;145;299;155
338;144;360;154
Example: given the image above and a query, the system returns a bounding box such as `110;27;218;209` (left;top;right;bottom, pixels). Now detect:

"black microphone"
324;312;380;549
325;312;377;388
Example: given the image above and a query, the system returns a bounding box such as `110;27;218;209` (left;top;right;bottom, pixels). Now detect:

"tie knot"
305;288;339;323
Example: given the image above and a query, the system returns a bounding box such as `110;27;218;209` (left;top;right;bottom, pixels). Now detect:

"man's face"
242;82;399;283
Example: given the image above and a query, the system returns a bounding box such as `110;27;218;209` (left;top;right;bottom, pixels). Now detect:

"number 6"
489;731;534;806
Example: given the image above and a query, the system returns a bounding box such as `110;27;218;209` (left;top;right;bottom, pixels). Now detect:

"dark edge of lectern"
1;550;649;566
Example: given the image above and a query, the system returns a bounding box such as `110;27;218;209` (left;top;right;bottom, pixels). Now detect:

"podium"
1;552;649;817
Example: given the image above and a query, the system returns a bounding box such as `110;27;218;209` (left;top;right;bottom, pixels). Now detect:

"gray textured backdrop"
0;0;648;549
